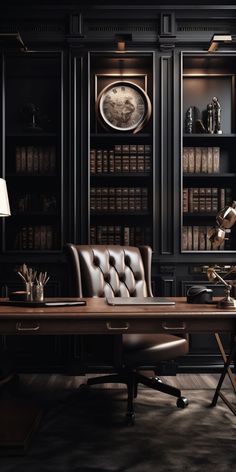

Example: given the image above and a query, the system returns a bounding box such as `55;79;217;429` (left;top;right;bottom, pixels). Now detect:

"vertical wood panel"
160;55;173;254
160;277;176;296
71;54;88;243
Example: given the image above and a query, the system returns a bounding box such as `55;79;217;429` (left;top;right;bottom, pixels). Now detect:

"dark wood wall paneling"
1;3;236;372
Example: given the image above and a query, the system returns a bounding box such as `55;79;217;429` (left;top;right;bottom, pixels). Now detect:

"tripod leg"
211;338;236;408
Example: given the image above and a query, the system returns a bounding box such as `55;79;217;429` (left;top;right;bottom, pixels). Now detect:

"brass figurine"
212;96;222;134
207;103;214;134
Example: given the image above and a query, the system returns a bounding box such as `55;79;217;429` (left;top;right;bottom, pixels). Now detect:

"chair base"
87;370;188;424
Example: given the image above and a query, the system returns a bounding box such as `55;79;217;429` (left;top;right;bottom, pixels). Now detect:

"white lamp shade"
0;178;11;216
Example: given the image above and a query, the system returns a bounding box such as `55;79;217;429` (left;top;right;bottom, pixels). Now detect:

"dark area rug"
1;386;236;472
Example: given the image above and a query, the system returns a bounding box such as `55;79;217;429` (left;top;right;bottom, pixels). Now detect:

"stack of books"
15;145;56;174
182;146;220;173
90;187;149;212
90;144;152;174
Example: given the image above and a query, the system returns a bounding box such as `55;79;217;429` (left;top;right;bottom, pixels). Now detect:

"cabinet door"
181;52;236;253
1;51;64;253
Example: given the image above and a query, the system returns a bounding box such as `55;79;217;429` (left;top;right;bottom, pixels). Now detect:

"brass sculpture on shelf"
187;97;223;135
185;106;194;133
212;96;222;134
207;102;214;134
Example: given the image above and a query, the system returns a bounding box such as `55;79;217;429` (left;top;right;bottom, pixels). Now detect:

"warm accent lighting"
0;178;11;217
115;34;132;52
117;39;126;51
208;34;232;53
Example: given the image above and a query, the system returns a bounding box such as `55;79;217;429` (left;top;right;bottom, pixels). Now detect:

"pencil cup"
25;282;34;302
33;284;44;302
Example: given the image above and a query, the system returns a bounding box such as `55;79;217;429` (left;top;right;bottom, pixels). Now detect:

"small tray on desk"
0;298;87;307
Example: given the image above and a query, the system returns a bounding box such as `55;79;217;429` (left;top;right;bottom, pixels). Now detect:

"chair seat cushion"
123;333;188;366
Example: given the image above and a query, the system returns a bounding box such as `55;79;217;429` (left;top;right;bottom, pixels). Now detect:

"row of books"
90;225;152;246
90;187;149;212
90;144;152;174
14;193;57;213
182;226;230;251
183;187;232;213
15;145;56;174
182;147;220;173
13;225;57;250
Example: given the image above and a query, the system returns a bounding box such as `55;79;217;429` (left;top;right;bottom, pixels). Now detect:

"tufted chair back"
66;244;153;299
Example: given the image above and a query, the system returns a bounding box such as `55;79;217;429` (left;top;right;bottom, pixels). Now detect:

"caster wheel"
176;396;188;409
154;377;162;383
126;412;135;425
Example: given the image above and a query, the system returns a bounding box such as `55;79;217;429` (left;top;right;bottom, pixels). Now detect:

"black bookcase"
88;52;154;248
1;51;64;254
181;52;236;253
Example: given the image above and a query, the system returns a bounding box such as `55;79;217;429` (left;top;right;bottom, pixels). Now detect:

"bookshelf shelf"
12;212;58;217
183;213;217;218
183;173;236;179
91;211;150;216
91;172;151;178
7;173;58;178
91;133;152;139
6;132;58;138
183;134;236;139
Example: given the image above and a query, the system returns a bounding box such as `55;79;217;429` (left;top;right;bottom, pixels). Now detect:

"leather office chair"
66;244;189;423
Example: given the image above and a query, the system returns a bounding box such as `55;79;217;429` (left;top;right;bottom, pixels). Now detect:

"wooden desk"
0;297;235;335
0;297;235;452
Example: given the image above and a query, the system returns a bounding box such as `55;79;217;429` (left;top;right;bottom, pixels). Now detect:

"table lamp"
208;201;236;249
207;267;236;308
0;178;11;217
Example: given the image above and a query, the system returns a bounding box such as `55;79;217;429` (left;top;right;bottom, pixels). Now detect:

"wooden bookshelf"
2;51;63;252
89;52;154;246
181;53;236;253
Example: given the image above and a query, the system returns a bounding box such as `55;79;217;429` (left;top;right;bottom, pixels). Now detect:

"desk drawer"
0;318;234;335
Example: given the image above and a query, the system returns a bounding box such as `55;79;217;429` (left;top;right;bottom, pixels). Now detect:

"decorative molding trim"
177;21;234;33
83;19;158;43
158;12;176;50
69;13;85;37
0;21;65;34
160;276;176;296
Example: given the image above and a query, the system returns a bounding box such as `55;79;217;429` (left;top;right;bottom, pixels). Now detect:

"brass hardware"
162;322;186;331
106;322;129;331
16;322;40;331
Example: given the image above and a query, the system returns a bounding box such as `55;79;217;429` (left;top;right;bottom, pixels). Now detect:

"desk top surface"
0;297;236;320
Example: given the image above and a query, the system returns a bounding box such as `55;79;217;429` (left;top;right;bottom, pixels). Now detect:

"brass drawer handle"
162;322;186;331
16;322;40;332
106;322;129;331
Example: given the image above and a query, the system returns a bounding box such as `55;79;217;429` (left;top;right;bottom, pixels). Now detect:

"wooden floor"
19;372;232;391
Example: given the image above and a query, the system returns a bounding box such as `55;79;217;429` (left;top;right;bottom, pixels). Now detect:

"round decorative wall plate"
96;81;152;133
